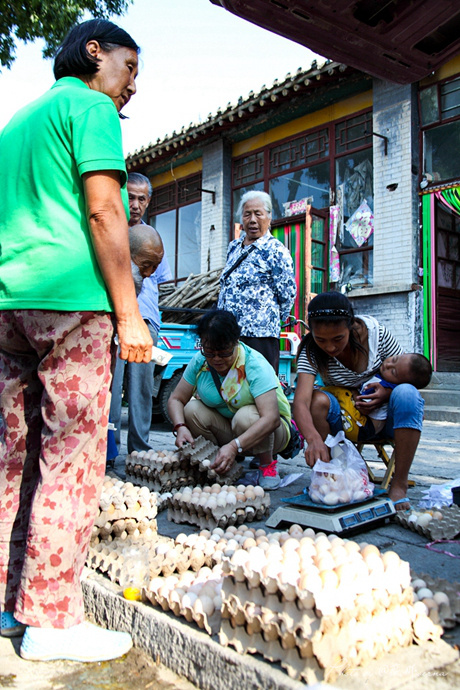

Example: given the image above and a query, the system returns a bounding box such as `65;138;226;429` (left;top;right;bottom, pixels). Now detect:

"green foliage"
0;1;133;68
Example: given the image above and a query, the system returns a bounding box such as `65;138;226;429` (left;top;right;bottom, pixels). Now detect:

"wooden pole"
305;205;313;313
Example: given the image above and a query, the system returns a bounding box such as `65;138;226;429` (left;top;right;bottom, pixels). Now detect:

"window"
335;116;374;288
269;129;329;173
424;121;460;181
231;109;373;289
269;162;330;219
150;173;202;282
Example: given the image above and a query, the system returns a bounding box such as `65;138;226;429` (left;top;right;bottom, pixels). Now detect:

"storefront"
419;62;460;371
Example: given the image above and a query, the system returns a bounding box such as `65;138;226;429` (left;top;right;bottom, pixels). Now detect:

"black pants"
240;336;279;374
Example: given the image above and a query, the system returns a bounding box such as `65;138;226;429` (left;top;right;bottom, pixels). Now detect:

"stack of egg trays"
92;499;158;543
396;505;460;540
87;534;162;583
218;559;429;684
125;451;205;493
88;534;212;583
411;571;460;628
143;569;223;635
179;436;244;485
125;437;243;493
167;490;270;530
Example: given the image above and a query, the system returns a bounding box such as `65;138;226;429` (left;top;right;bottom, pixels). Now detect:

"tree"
0;1;133;68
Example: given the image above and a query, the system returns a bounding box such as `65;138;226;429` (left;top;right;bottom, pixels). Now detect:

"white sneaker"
20;621;132;662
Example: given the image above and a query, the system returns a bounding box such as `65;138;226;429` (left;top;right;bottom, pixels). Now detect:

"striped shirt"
297;315;403;388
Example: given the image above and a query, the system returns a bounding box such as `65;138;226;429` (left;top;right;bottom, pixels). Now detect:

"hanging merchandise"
336;184;345;243
329;205;341;282
345;198;374;247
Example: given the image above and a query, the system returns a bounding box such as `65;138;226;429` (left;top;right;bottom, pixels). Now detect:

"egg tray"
143;573;222;636
219;575;440;683
92;501;158;543
167;495;270;530
219;617;323;684
221;558;414;621
126;438;243;490
178;436;244;485
219;599;419;684
125;467;209;494
411;571;460;629
395;504;460;540
87;534;165;583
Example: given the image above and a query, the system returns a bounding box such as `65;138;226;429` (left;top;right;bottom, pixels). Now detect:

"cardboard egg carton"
125;451;206;493
143;570;223;635
411;571;460;629
179;436;244;485
126;439;243;493
167;489;270;530
396;505;460;540
219;555;441;683
87;534;168;584
125;467;207;494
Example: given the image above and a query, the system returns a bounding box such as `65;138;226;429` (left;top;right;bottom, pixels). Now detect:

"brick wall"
349;288;423;353
348;79;424;354
201;140;232;272
372;79;420;288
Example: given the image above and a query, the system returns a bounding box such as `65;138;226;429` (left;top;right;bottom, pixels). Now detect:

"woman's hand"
116;315;153;363
174;425;195;449
211;442;238;475
304;435;330;467
355;381;391;414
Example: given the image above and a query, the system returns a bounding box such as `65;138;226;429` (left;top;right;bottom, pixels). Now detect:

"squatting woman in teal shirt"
168;310;292;491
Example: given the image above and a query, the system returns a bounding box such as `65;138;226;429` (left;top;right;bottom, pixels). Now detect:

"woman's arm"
83;170;152;363
271;245;297;320
168;377;196;448
211;389;280;475
292;373;330;466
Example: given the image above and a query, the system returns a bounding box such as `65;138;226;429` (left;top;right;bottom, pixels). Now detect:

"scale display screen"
339;502;392;530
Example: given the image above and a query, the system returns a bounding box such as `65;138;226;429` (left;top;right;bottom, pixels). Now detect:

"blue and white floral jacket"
217;231;296;338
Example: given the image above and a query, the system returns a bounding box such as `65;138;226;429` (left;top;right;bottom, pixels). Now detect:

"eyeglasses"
200;346;235;360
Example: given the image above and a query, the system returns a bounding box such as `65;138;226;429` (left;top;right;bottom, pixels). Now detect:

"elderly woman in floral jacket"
217;191;296;373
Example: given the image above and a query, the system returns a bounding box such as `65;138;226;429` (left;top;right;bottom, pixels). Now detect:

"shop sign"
283;197;312;217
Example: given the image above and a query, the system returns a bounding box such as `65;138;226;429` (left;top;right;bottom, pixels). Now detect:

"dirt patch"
49;648;197;690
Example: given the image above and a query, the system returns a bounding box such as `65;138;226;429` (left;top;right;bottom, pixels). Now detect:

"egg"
181;593;198;609
433;591;450;606
417;587;434;599
416;513;433;528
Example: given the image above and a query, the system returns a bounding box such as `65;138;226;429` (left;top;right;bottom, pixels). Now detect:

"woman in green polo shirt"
168;310;292;491
0;20;152;661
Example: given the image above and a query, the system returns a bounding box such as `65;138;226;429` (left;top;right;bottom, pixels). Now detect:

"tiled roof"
126;59;358;169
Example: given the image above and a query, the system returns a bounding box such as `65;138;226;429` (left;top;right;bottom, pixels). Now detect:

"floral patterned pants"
0;310;114;628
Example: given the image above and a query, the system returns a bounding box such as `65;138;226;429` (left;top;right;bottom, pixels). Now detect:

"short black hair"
196;310;241;350
408;353;433;389
53;19;139;80
299;291;366;378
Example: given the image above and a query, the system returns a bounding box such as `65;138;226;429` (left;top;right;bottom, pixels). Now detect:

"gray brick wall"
201;140;232;272
348;79;424;354
349;288;424;353
372;80;420;287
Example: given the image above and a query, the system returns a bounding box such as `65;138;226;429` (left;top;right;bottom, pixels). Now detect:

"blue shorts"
322;383;425;440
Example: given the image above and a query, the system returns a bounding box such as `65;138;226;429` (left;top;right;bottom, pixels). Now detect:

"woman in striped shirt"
292;292;425;510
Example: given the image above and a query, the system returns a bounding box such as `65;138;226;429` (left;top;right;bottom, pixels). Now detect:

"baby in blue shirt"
358;353;432;440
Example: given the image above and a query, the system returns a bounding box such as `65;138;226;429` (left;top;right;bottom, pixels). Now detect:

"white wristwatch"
233;437;243;454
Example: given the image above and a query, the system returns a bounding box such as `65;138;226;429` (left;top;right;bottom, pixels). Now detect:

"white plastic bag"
309;431;374;505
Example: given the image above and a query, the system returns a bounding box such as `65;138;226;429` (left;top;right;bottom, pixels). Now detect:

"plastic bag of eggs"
309;458;372;506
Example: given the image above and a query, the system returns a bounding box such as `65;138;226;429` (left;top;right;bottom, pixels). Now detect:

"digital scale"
266;489;395;536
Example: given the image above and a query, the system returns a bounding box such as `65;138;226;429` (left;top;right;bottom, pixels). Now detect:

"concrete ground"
2;413;459;689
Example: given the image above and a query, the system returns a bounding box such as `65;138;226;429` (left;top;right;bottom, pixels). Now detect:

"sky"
0;0;324;156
